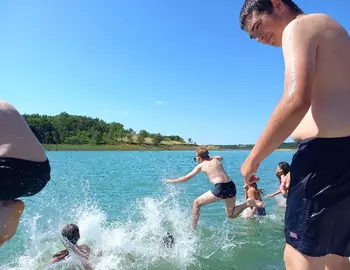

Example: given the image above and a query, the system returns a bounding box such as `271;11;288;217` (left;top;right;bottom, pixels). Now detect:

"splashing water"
1;186;200;270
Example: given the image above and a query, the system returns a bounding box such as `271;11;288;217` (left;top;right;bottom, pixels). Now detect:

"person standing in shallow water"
244;181;266;217
0;101;51;246
239;0;350;269
166;147;264;230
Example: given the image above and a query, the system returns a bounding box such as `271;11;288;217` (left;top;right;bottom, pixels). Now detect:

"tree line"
216;142;297;150
23;112;186;146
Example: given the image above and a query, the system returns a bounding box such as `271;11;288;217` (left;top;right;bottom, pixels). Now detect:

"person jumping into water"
46;224;92;270
0;101;51;246
166;147;264;230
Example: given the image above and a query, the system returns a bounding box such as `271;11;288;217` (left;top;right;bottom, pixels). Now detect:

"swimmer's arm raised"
248;19;317;165
166;165;201;183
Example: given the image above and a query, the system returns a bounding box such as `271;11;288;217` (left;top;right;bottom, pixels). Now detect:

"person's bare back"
199;157;231;185
0;101;47;162
290;14;350;141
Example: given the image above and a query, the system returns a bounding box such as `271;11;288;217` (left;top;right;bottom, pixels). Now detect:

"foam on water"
1;185;199;270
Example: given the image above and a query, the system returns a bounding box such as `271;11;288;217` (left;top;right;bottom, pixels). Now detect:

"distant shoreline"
44;144;297;151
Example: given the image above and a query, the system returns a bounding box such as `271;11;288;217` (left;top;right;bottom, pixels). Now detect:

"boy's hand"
166;179;174;183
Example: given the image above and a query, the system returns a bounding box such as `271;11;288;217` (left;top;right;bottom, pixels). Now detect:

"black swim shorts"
0;157;51;200
211;181;236;199
285;136;350;257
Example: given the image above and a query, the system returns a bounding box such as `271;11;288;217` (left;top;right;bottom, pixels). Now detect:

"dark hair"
239;0;303;29
61;224;80;245
278;161;290;175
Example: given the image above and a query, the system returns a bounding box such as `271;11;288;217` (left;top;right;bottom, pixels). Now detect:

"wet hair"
251;183;264;194
162;232;175;248
239;0;303;29
196;147;210;159
278;161;290;175
61;224;80;245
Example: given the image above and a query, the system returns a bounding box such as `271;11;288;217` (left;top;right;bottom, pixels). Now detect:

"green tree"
152;133;163;146
188;138;193;144
127;133;134;143
107;122;125;144
137;130;148;144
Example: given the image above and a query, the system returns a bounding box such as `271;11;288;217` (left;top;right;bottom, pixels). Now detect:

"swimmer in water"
265;162;290;199
46;224;92;270
0;101;51;246
166;147;264;230
244;181;266;217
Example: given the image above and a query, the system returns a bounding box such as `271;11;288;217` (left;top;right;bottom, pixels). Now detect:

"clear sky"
0;1;349;144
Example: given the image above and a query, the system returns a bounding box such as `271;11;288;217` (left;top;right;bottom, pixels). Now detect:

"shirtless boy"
0;101;51;246
166;147;263;229
239;0;350;269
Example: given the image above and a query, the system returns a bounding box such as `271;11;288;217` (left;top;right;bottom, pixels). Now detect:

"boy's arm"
265;189;282;198
166;165;202;183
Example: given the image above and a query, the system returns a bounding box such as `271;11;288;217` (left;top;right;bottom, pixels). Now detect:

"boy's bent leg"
192;191;220;230
225;197;264;219
0;200;24;246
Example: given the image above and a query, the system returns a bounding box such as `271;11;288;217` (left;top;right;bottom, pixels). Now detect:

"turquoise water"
0;150;294;270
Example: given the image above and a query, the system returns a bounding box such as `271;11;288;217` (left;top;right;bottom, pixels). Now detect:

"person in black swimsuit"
244;181;266;217
166;147;264;229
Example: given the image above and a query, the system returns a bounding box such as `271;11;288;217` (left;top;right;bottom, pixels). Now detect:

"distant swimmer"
265;162;290;203
244;181;266;217
239;0;350;268
0;101;51;246
166;147;264;230
45;224;92;270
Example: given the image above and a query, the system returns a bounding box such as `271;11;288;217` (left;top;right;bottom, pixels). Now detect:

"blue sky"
0;1;349;144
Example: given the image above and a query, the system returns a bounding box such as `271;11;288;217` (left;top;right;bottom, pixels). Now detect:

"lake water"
0;150;295;270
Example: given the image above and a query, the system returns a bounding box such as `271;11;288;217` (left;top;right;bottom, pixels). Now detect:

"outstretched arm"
265;189;282;198
166;165;201;183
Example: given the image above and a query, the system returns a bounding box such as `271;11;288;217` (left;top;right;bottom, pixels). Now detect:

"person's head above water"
194;147;210;163
61;224;80;245
162;232;175;248
239;0;303;47
275;162;290;179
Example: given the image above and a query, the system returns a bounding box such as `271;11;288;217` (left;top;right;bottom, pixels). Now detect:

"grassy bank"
44;143;229;151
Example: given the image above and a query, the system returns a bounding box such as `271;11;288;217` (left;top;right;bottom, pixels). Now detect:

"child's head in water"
61;224;80;245
162;232;175;248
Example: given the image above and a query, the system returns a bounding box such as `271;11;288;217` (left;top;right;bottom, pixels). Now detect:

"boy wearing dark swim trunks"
239;0;350;268
0;101;51;246
166;147;264;229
